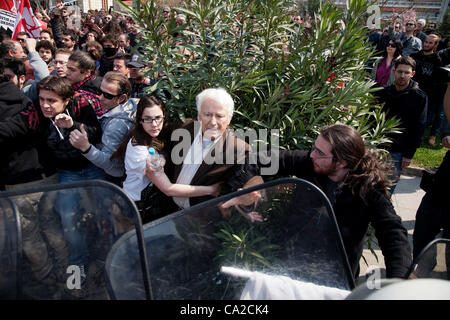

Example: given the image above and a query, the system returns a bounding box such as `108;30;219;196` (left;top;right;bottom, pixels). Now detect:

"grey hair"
196;87;234;119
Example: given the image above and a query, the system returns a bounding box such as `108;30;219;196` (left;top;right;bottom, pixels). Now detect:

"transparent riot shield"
0;197;21;299
408;238;450;280
0;180;151;300
105;178;355;300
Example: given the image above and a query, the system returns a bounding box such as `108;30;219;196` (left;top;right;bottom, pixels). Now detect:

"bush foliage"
119;0;399;152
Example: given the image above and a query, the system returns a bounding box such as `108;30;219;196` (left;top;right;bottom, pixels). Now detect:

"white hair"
196;87;234;118
418;19;426;26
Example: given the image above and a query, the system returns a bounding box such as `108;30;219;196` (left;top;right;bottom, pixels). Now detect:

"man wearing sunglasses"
389;19;422;56
69;71;137;186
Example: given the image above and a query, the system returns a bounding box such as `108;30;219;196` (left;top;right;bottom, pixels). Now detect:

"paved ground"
357;166;425;285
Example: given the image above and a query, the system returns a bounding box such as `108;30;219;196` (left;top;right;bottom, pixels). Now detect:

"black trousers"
413;192;450;259
413;151;450;259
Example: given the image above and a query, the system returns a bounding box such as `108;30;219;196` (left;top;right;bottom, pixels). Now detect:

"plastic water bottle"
148;147;163;176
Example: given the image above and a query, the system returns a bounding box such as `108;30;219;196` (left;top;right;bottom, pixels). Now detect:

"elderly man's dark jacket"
255;149;412;279
375;80;427;159
167;119;255;207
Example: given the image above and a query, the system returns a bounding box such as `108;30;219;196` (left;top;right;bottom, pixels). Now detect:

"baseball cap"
127;52;147;68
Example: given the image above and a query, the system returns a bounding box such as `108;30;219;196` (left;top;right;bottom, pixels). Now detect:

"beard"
312;160;337;176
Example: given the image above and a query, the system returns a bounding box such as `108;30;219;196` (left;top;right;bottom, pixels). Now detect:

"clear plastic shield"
106;178;354;300
0;180;150;300
408;238;450;280
0;198;21;299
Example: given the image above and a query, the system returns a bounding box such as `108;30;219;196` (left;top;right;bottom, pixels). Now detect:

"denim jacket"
83;98;137;177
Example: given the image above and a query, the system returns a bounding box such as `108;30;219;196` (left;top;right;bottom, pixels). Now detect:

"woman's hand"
144;154;166;178
209;182;222;197
54;113;73;129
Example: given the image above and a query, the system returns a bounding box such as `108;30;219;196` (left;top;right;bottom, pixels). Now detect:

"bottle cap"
148;147;156;155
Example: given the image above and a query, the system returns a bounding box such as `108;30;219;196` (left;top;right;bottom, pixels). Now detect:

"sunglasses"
387;43;396;48
406;23;415;26
100;89;121;99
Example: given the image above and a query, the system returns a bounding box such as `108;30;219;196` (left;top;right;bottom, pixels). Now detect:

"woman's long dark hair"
111;95;170;160
383;38;403;58
320;124;392;200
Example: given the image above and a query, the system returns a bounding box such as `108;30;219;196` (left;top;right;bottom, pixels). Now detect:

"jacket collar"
72;74;96;91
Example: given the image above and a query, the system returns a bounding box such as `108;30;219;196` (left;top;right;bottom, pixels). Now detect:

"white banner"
0;8;16;31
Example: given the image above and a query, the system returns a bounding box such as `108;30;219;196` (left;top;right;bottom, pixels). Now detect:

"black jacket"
256;149;412;279
375;80;428;159
410;51;444;96
0;82;56;185
429;123;450;203
46;93;102;172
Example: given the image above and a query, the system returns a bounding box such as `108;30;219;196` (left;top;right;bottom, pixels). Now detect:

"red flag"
13;0;43;39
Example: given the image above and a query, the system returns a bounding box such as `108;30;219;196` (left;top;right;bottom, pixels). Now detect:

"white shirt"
173;129;222;209
122;139;151;201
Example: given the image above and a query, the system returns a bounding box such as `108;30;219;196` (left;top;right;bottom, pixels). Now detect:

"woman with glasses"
112;95;220;223
371;38;403;87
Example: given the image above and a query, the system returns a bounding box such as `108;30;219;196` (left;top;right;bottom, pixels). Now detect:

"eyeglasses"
54;60;67;66
387;43;396;47
100;89;121;100
141;116;164;125
406;23;415;26
394;26;400;29
311;146;335;159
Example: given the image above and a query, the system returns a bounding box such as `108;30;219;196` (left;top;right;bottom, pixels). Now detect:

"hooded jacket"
83;98;137;177
376;80;428;159
0;81;55;185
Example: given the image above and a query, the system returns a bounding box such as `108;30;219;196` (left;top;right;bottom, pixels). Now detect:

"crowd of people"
368;17;450;148
0;2;449;296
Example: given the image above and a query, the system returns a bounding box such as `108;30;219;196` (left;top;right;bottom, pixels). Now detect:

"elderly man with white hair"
415;18;427;47
154;87;261;211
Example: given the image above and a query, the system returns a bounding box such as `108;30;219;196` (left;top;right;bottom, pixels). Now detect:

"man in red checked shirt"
65;50;105;117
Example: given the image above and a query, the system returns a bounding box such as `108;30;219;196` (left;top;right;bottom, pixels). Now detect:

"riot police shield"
105;178;354;299
0;180;150;300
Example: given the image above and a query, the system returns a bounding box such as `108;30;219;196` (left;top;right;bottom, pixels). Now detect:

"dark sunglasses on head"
100;89;121;99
